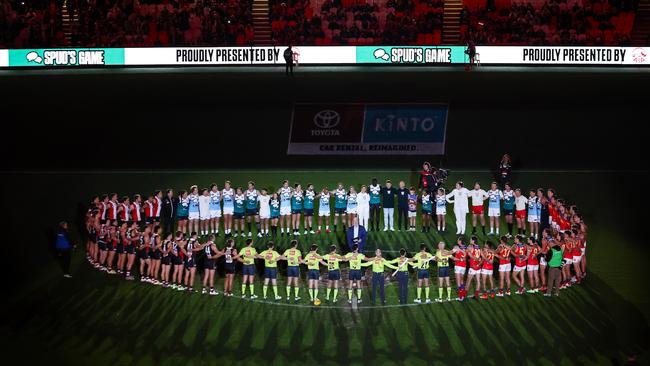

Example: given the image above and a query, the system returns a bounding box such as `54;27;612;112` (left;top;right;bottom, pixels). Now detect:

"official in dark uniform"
161;189;178;235
284;45;294;77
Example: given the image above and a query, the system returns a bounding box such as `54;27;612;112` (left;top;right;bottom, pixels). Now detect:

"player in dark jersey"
201;235;223;295
149;225;162;285
160;233;173;287
138;226;152;282
222;239;238;296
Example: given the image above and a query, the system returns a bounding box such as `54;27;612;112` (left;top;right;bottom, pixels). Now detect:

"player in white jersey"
446;182;470;235
221;181;235;236
356;185;371;229
514;188;528;236
198;188;211;236
435;188;447;232
346;185;358;227
317;187;332;233
527;189;540;239
469;182;489;235
278;180;292;235
258;188;271;236
209;183;222;235
188;185;200;235
487;182;504;235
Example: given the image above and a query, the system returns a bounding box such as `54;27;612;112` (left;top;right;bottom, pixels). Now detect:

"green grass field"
2;170;648;365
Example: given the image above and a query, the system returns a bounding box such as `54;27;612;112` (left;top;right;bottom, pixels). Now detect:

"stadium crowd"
77;175;588;306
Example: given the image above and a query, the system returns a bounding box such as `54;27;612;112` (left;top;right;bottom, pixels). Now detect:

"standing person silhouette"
284;44;294;77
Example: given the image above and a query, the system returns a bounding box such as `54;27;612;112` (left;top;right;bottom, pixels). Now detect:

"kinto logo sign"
311;110;341;136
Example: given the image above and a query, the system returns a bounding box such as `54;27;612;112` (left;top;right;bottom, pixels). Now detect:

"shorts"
513;265;526;273
527;215;540;223
347;208;357;215
161;256;171;265
481;267;493;275
280;206;291;216
515;210;526;219
488;208;500;217
271;213;280;219
125;245;135;255
225;262;235;274
573;256;582;263
259;211;270;219
185;258;196;269
200;211;210;220
417;269;430;279
563;257;573;265
504;208;514;216
454;266;466;275
264;267;278;279
498;263;511;272
308;269;320;280
349;269;362;281
438;266;450;277
115;245;124;254
246;208;258;216
98;241;107;251
243;264;255;276
145;217;154;225
303;209;314;217
204;259;215;270
178;215;189;221
335;208;347;215
472;206;484;215
436;207;446;215
539;257;547;266
291;208;302;215
223;207;234;215
172;256;183;266
370;203;381;210
153;216;161;223
139;250;150;260
319;209;330;217
328;269;341;281
189;211;200;220
527;264;539;271
233;212;244;220
151;251;161;260
408;211;417;218
287;266;300;278
468;268;481;276
210;210;222;219
422;209;432;215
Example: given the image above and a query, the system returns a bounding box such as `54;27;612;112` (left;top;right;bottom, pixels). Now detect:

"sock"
357;288;362;299
309;288;314;300
294;286;299;297
425;287;430;299
326;288;331;300
508;223;513;234
314;288;319;299
286;286;291;297
241;283;246;294
249;284;254;295
263;285;268;298
256;222;261;231
348;289;353;300
318;225;321;230
438;287;443;299
333;288;338;300
273;286;278;297
447;287;452;299
417;287;422;299
247;223;251;232
326;225;329;230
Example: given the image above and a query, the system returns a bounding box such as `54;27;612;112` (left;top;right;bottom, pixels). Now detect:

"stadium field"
2;169;648;365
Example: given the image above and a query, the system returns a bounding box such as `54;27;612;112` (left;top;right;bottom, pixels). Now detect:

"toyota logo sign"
313;110;340;129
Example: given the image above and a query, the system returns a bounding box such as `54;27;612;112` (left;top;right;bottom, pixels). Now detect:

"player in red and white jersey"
514;189;528;236
495;236;512;296
450;237;468;301
560;231;574;289
539;229;552;292
153;190;163;223
569;229;583;284
468;183;488;235
117;196;131;224
573;214;588;277
511;235;527;294
130;194;143;225
107;193;119;222
480;241;496;299
525;237;541;293
144;195;155;228
99;194;109;224
466;236;483;299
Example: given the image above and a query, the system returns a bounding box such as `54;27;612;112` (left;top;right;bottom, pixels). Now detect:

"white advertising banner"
476;46;650;65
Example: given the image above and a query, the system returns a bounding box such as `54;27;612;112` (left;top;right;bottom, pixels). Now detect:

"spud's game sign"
287;103;448;155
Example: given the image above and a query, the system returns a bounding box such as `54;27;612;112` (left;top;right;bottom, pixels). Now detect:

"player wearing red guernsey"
99;194;109;224
511;235;527;294
107;193;119;223
480;241;496;299
539;229;552;292
117;196;130;225
153;190;163;223
130;195;143;226
525;237;541;293
144;195;155;228
495;236;512;296
450;237;468;301
466;236;483;299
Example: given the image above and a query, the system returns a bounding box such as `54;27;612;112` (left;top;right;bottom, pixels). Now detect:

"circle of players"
83;179;588;305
